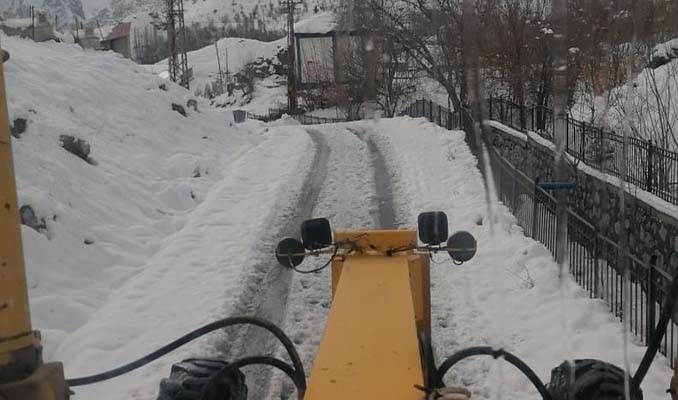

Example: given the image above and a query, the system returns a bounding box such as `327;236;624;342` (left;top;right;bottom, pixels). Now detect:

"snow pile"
651;37;678;68
295;11;337;34
606;57;678;148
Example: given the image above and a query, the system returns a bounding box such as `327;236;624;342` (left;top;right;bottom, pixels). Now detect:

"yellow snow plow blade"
305;230;427;399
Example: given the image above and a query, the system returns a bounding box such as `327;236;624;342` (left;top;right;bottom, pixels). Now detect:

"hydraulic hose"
434;346;552;400
66;316;305;390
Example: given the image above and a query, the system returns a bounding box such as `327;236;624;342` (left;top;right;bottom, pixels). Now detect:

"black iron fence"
402;98;678;367
487;96;678;206
246;108;345;125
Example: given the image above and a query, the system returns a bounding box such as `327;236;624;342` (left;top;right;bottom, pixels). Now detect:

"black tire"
157;358;248;400
548;359;642;400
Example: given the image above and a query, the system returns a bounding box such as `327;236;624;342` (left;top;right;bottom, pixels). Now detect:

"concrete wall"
491;124;678;275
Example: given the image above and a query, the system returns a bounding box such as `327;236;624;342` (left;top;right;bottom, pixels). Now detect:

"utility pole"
73;16;79;43
215;41;224;95
355;1;379;119
167;0;190;89
30;6;35;41
280;0;302;113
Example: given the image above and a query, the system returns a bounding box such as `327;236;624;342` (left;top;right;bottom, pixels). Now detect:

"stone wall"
490;124;678;274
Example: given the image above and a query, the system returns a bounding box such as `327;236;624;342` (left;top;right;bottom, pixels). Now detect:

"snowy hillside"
146;12;336;112
602;56;678;149
0;0;85;29
570;38;678;149
2;33;267;364
84;0;343;30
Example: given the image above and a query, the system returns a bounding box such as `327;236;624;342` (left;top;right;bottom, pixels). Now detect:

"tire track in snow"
266;124;395;399
217;129;331;398
347;126;398;228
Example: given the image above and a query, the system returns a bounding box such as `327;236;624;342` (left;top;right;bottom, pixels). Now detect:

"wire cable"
292;245;338;274
66;317;306;390
434;346;552;400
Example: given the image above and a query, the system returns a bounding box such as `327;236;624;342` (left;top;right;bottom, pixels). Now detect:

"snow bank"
370;117;672;399
58;125;315;400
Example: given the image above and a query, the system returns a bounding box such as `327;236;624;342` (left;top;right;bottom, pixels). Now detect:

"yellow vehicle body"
305;230;431;399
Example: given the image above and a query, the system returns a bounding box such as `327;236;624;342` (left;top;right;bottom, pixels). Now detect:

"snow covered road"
261;117;674;400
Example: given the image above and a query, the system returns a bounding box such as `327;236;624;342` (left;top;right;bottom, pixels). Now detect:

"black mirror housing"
301;218;332;250
418;212;449;245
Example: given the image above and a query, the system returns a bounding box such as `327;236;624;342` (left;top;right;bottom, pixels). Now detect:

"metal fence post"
647;141;654;192
512;163;517;212
593;231;600;298
429;100;433;121
647;260;657;341
581;121;586;160
565;114;569;149
489;95;493;120
510;101;514;127
531;185;539;239
447;111;452;130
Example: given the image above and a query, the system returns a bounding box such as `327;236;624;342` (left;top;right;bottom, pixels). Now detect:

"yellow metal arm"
0;47;38;377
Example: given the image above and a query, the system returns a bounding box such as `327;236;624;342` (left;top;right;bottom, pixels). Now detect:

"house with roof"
0;11;54;42
100;22;132;59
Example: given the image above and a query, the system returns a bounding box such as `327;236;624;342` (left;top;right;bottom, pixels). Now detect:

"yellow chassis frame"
304;230;431;399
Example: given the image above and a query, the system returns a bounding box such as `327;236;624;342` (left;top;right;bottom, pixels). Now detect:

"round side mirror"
275;238;305;268
447;231;477;263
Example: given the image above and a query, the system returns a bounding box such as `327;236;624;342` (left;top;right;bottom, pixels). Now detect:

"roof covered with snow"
1;18;32;29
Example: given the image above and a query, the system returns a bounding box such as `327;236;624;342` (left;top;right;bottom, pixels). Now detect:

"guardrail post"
647;141;654;192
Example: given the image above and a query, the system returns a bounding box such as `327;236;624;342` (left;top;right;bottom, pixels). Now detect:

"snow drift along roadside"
57;125;314;400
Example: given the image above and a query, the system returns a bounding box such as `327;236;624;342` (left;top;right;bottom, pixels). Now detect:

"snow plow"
0;47;674;400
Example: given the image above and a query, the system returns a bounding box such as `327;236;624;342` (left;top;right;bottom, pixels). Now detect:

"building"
100;22;132;59
295;31;366;88
0;11;54;42
78;25;101;50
